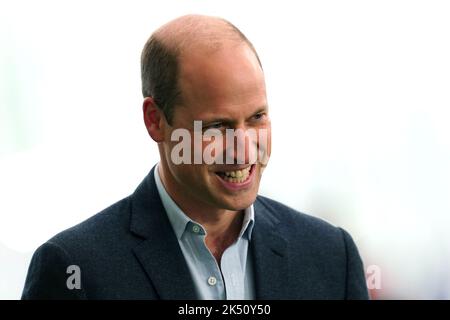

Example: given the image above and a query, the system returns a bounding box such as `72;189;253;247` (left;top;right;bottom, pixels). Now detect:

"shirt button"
207;276;217;286
192;225;201;233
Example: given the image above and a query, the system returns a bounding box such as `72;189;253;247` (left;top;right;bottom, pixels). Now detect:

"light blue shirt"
154;165;255;300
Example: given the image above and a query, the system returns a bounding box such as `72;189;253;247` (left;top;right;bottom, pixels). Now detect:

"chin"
219;193;257;211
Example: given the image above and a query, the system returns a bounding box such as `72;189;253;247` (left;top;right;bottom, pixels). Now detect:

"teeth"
221;167;252;183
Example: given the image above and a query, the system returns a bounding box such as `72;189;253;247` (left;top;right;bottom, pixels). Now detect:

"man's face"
161;43;271;211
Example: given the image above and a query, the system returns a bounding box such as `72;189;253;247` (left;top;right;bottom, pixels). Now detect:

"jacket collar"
130;166;197;299
251;198;290;299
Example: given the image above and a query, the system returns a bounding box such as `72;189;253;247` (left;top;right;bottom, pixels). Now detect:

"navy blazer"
22;167;369;299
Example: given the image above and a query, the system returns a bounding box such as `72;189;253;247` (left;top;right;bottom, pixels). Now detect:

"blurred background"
1;0;449;299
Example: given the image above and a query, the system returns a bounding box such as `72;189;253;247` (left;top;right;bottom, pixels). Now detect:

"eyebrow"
200;106;268;125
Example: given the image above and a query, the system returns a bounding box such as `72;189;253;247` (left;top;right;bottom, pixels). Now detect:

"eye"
252;112;266;121
203;122;224;131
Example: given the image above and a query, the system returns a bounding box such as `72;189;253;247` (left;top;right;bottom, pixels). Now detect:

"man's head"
141;14;262;125
141;14;271;212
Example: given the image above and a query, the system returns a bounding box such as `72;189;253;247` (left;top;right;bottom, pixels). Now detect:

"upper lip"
214;164;253;172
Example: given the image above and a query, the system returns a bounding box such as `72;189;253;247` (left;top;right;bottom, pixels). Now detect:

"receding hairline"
139;14;263;124
151;14;257;56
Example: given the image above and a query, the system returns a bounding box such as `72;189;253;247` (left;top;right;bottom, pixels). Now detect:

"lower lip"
215;164;256;191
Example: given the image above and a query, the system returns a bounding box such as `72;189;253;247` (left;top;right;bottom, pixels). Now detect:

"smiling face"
159;42;271;212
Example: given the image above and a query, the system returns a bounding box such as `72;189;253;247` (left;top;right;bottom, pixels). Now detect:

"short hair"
140;18;262;125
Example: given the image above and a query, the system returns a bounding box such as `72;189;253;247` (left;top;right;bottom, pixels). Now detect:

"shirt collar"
154;163;255;241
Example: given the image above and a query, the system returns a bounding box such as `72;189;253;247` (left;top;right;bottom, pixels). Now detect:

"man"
22;15;369;299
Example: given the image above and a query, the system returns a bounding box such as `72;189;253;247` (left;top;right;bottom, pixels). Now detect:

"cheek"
176;164;210;185
169;164;196;190
256;124;272;163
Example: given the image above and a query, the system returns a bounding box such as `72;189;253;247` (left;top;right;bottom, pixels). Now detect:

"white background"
1;0;450;299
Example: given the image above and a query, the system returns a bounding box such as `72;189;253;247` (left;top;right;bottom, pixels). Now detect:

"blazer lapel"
128;167;292;300
129;167;197;300
251;198;290;299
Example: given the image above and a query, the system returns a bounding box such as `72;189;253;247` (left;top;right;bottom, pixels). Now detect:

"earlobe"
143;97;165;142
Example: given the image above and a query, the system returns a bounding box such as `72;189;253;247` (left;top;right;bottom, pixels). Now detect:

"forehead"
176;43;267;120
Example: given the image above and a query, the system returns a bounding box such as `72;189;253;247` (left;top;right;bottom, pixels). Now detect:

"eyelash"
202;113;267;130
203;123;224;130
252;113;265;121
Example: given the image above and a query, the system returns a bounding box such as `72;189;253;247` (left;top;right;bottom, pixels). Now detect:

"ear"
143;97;166;142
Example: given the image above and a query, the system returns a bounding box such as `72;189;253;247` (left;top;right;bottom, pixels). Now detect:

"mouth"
214;164;256;190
